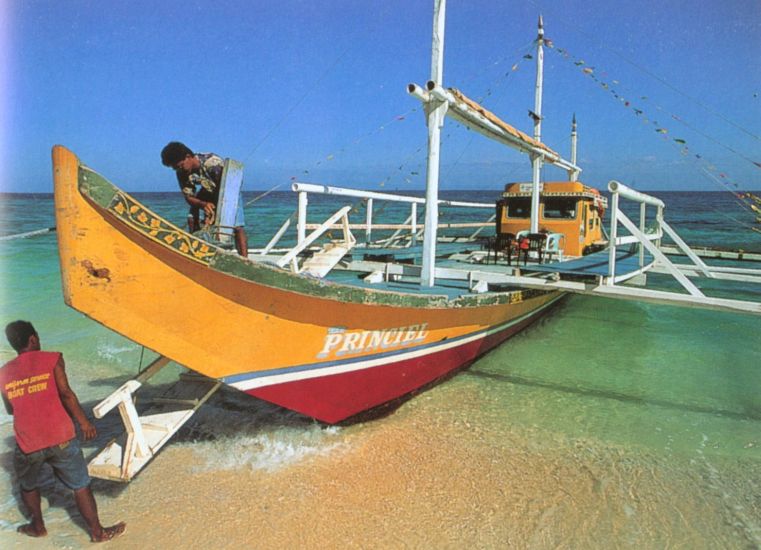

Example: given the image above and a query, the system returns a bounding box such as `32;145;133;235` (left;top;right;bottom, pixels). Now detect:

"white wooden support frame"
88;356;221;482
607;180;703;296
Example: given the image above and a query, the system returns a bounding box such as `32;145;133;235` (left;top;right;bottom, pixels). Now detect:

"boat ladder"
87;356;221;482
275;205;357;276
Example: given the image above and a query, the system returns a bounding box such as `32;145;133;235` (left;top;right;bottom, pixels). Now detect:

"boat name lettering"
318;324;429;358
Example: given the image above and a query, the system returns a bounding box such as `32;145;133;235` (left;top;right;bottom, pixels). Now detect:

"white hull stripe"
226;294;563;391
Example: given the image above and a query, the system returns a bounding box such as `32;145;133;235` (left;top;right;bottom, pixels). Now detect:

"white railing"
290;182;494;246
606;180;704;295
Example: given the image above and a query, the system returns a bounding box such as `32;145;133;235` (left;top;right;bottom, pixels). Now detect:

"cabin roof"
501;181;607;207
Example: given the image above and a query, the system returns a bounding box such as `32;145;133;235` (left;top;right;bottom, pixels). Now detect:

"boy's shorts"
14;438;91;491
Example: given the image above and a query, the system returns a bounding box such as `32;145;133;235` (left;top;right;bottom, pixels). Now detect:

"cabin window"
542;197;577;219
506;197;531;218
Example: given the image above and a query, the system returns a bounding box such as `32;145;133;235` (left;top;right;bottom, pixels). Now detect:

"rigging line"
525;0;760;142
699;193;761;233
307;40;537;192
244;182;284;207
699;167;757;215
551;45;756;195
242;43;353;163
663;109;760;169
246;2;398;166
240;3;397;164
0;226;56;241
455;38;536;89
560;44;759;170
448;44;537;171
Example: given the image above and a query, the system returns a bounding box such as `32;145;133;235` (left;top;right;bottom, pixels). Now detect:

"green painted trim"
79;166;119;207
77;161;551;309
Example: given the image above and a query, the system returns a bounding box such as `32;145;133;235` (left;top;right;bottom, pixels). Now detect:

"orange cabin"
496;181;608;257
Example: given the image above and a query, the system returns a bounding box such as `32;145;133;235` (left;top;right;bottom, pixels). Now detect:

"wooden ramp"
301;241;355;277
88;357;220;482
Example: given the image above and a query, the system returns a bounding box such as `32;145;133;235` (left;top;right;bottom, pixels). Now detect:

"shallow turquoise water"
0;190;759;546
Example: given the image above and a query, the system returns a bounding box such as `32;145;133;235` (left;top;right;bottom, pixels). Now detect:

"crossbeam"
342;259;761;316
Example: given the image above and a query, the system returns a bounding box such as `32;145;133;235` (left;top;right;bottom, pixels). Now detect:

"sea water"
0;191;759;547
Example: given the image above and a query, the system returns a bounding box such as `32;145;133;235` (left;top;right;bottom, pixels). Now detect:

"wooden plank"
301;244;353;277
661;244;761;262
214;159;244;244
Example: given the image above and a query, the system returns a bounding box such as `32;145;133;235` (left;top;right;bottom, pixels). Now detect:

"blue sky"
2;0;760;193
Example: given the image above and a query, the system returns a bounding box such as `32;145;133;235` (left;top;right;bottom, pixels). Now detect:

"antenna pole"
421;0;448;287
570;114;578;181
529;15;545;233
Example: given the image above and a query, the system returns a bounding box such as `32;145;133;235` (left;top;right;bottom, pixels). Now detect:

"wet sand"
2;387;758;549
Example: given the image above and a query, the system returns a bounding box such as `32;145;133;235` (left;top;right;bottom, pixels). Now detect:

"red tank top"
0;351;76;453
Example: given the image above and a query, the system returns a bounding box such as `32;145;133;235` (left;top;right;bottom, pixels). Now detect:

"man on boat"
0;321;126;543
161;141;249;257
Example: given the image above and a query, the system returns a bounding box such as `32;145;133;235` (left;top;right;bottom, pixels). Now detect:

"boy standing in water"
0;320;125;542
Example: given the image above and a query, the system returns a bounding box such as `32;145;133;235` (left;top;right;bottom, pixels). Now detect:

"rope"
0;227;56;241
244;182;285;207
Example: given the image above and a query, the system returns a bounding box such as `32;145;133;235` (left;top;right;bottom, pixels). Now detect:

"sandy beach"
1;378;758;549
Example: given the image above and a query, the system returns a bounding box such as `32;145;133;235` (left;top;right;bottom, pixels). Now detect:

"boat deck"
318;245;656;300
326;263;485;300
520;248;654;279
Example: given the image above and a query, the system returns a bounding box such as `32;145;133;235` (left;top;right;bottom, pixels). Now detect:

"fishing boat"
52;0;761;481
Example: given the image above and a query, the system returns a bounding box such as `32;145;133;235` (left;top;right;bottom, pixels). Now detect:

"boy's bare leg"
18;488;47;537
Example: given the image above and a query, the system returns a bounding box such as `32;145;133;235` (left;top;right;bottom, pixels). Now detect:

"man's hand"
203;201;215;218
80;420;97;441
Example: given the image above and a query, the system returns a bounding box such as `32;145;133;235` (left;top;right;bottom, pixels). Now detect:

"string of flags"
548;39;761;220
293;41;537;198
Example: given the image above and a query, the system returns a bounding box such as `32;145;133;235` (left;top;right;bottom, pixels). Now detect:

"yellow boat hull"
53;145;562;422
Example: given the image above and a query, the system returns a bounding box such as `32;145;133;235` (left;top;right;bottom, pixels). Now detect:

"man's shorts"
14;438;91;491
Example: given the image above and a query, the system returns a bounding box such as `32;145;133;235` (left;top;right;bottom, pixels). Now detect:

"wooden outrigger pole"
529;15;545;234
420;0;448;287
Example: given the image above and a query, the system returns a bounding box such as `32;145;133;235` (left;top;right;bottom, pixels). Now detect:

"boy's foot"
91;522;126;543
18;523;47;537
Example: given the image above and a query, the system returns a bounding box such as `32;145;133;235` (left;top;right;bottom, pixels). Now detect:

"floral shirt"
176;153;224;205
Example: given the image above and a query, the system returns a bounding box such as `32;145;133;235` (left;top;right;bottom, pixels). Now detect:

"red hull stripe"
226;294;562;392
245;297;560;423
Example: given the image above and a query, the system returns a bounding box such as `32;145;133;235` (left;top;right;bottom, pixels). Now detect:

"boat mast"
570;114;579;182
529;15;545;234
421;0;448;287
